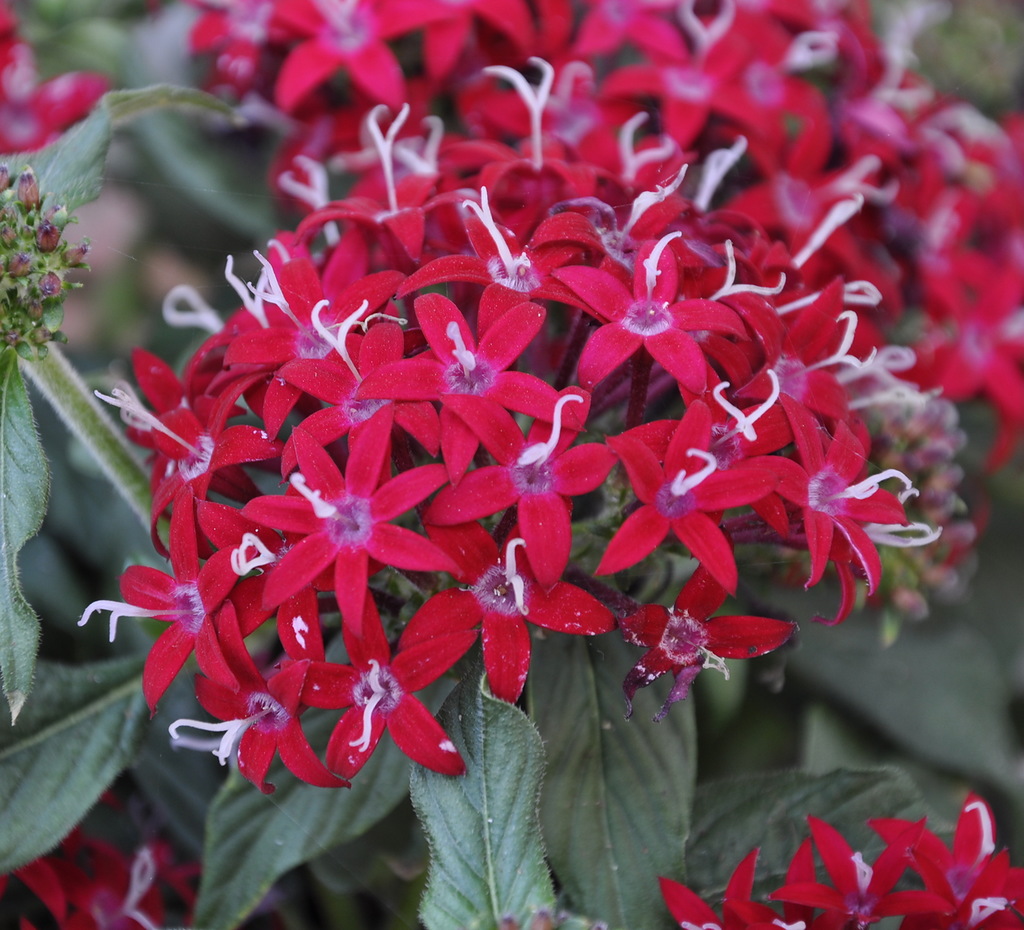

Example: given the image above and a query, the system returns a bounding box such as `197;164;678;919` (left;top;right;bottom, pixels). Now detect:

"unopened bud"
0;164;8;191
7;252;31;276
36;221;60;252
529;910;555;930
65;240;90;265
44;204;68;227
27;299;43;320
499;917;520;930
39;271;62;297
17;170;39;209
1;226;15;245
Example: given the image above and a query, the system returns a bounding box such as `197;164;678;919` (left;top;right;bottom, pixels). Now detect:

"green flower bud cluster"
0;164;89;360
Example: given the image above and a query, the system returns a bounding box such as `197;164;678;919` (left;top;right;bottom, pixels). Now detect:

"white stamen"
446;321;477;372
79;599;182;643
863;522;942;547
618;112;676;186
678;0;735;57
120;847;160;930
805;310;863;372
310;298;369;379
669;449;718;496
463;187;533;287
793;194;864;269
350;659;386;752
621;164;689;239
393;115;444;175
695;136;747;212
250;249;302;328
839;467;916;501
710;239;786;301
518;394;585;466
771;922;806;930
225;254;267;327
968;897;1008;928
231;532;277;575
94;387;201;456
357;311;406;332
290;472;339;519
713;370;780;441
483;57;555;171
169;714;260;765
680;923;722;930
503;537;529;615
642;231;683;301
162;284;224;334
828;154;898;206
365;103;410;215
701;646;731;680
965;799;997;861
785;30;838;71
278;155;340;245
852;851;873;895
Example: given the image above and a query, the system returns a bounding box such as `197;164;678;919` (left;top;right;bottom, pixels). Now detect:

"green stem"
20;346;150;529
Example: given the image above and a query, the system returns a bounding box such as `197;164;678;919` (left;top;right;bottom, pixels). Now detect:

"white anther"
350;659;386;752
393;115;445;175
94;386;201;456
310;298;369;379
365;103;411;215
621;164;689;239
710;239;786;301
289;472;339;519
863;522;942;547
503;537;529;615
121;847;160;930
518;394;585;467
278;155;340;245
446;321;476;372
669;448;717;496
851;852;873;895
792;194;864;269
483;57;555;171
357;312;406;332
700;647;730;680
224;253;266;326
250;249;302;328
678;0;735;57
713;369;779;441
968;897;1008;929
79;599;180;643
965;799;997;861
840;467;916;501
784;30;838;71
806;310;863;372
618;112;677;186
463;187;532;286
642;231;683;301
694;136;747;212
231;532;277;575
169;714;260;765
162;284;224;334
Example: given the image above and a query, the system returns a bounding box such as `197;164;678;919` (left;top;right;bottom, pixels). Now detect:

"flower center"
806;469;847;514
473;540;531;617
623;299;673;335
172;582;206;634
350;659;403;751
327;495;374;547
659;609;708;664
510;458;555;495
248;691;290;733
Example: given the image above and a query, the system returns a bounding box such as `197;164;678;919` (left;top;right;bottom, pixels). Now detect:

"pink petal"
482;612;532;703
389;697;465;775
597;505;668;575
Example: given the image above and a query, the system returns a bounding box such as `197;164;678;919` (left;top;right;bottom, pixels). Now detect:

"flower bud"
65;240;90;265
7;251;31;276
0;164;8;191
17;170;39;209
36;220;61;252
39;270;62;297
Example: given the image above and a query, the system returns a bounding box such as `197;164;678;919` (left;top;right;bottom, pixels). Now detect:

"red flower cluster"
661;793;1024;930
0;3;107;151
74;0;1019;791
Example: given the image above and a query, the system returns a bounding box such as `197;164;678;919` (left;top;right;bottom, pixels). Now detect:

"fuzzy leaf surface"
529;632;697;930
0;655;146;871
411;672;556;930
0;352;49;722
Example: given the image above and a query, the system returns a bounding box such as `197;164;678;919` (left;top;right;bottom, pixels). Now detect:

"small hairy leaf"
0;655;147;872
529;632;696;930
0;352;49;722
411;672;556;930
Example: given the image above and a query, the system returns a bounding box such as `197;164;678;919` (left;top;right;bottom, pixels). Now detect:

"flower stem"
625;349;652;429
21;346;151;529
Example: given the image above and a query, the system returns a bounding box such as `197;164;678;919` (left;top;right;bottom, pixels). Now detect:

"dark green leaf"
685;768;927;900
528;632;697;930
0;656;147;872
411;671;555;930
195;707;413;930
0;352;49;721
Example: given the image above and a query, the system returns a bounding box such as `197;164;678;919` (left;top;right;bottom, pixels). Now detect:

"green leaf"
195;708;413;930
410;671;556;930
528;632;697;930
3;84;236;211
0;656;147;872
685;768;927;900
0;351;49;722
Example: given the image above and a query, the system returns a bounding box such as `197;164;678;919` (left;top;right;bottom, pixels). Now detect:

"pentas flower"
418;523;614;703
554;231;747;393
242;416;454;634
301;595;476;778
425;391;614;588
620;563;794;719
168;603;346;794
600;400;779;592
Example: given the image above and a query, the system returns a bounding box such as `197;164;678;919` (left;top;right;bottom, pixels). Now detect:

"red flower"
620;563;794;719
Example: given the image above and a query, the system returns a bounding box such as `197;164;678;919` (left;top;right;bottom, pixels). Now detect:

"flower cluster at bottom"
661;794;1024;930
